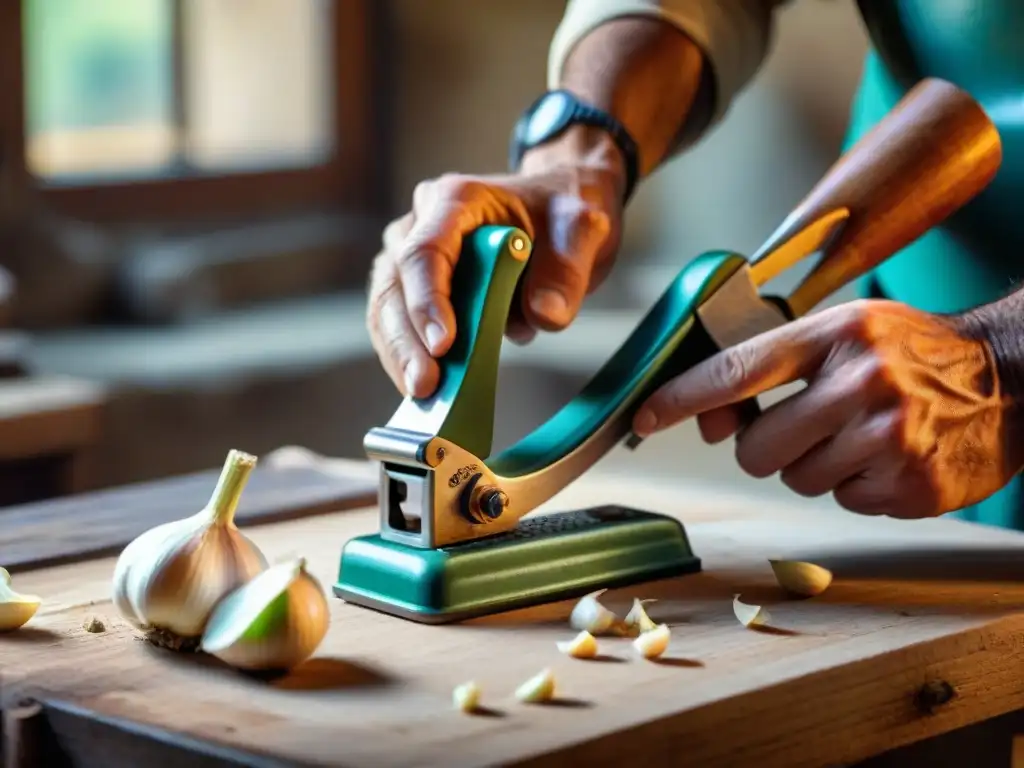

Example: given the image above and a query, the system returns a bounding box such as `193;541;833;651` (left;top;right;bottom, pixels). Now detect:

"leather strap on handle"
750;78;1002;318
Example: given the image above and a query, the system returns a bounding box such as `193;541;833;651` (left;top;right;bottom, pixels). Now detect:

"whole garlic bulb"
0;567;41;632
111;449;268;648
200;557;330;671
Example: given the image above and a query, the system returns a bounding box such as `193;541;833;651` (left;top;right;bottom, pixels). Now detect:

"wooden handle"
756;78;1002;317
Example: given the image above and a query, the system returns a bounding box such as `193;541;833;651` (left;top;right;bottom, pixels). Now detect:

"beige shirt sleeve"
549;0;790;147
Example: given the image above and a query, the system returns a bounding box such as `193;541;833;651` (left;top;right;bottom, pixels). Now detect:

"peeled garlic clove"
556;630;598;659
111;450;268;648
453;681;481;713
632;623;670;659
733;594;771;628
623;598;658;635
0;567;41;632
769;559;833;597
569;589;621;635
515;668;555;703
201;557;330;671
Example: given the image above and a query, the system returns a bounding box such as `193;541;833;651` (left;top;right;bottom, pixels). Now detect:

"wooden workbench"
4;448;1024;767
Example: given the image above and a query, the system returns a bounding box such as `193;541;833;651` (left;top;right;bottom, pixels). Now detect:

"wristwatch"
508;89;640;204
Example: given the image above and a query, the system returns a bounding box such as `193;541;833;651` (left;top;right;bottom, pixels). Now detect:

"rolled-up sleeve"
549;0;789;144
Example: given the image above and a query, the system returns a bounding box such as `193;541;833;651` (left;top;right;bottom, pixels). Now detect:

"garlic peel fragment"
569;589;622;635
632;623;671;659
769;559;833;597
201;557;330;671
515;668;555;703
111;449;268;645
453;681;481;713
0;567;41;632
556;630;598;659
623;598;658;635
733;595;771;628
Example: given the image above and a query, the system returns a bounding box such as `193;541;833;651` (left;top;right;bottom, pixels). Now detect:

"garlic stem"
205;450;258;526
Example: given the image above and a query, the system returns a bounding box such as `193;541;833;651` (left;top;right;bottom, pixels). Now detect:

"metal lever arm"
366;225;746;547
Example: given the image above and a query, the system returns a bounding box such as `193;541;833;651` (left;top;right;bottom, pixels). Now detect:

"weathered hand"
366;130;624;400
632;299;1019;518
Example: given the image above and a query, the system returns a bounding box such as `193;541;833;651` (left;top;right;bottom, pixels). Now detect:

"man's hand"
366;127;624;400
632;299;1019;518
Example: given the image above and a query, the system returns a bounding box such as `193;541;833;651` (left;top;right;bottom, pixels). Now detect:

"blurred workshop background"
0;0;867;507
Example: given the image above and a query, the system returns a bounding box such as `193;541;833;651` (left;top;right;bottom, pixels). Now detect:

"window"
1;0;383;224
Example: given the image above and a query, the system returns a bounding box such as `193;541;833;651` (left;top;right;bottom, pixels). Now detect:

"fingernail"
633;410;657;436
404;358;423;396
425;322;446;354
530;289;569;325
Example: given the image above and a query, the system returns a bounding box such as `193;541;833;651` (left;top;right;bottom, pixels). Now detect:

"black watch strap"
509;90;641;205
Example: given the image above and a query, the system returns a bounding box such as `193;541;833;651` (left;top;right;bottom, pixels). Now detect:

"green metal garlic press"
334;77;1002;623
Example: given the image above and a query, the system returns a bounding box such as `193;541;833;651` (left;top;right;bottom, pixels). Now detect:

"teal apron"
846;1;1024;528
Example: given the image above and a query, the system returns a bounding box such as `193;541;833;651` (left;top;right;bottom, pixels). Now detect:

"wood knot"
914;680;956;714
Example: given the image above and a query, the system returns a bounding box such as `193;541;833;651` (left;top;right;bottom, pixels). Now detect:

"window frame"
0;0;384;225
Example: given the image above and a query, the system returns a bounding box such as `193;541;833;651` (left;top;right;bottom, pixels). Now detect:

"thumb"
522;194;612;331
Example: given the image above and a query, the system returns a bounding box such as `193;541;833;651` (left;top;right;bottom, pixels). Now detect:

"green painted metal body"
337;505;699;624
337;226;743;622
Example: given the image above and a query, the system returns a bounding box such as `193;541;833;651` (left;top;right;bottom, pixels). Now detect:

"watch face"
525;91;573;145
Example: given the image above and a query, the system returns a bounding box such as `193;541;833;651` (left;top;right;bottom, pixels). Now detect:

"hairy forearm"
959;289;1024;419
559;18;710;176
521;18;708;196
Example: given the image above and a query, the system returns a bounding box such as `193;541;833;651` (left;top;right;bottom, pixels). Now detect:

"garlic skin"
623;598;657;635
733;594;772;628
453;681;481;713
633;623;671;659
569;589;622;635
111;450;268;646
515;668;555;703
769;559;833;597
0;567;41;632
556;630;598;659
200;557;330;671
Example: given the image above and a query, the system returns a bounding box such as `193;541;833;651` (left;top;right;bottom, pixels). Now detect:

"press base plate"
333;505;701;624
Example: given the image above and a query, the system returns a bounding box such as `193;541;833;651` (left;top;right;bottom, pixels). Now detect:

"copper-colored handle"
754;78;1002;318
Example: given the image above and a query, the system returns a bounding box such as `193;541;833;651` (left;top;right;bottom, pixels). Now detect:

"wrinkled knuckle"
713;348;752;394
838;299;877;341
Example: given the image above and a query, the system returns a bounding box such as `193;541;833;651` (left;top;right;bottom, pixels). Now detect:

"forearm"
960;291;1024;408
523;0;786;192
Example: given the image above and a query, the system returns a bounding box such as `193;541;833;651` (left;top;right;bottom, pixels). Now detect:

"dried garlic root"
0;567;41;632
556;630;598;659
769;559;833;597
569;589;623;635
632;623;671;659
732;595;771;628
515;668;555;703
453;681;481;713
623;598;658;635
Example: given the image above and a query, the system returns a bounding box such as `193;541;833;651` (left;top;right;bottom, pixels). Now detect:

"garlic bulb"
201;557;330;671
515;668;555;703
111;449;268;649
556;630;598;659
632;623;671;659
0;567;41;632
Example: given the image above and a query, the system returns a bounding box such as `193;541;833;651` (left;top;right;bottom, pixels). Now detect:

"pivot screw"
478;488;508;520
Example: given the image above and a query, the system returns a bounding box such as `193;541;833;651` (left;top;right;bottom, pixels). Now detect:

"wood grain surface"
5;465;1024;767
